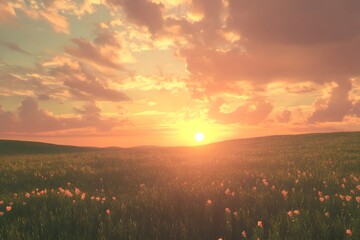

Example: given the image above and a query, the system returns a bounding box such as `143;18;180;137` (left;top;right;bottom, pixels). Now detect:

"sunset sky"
1;0;360;147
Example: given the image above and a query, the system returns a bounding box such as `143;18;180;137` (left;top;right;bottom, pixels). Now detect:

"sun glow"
195;132;205;142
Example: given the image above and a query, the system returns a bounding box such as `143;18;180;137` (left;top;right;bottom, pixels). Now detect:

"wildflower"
252;187;257;191
67;182;71;186
6;206;11;212
295;179;299;185
293;210;300;215
75;188;81;195
233;211;238;217
225;188;231;195
231;191;236;197
340;194;344;200
112;196;116;201
81;193;86;200
106;209;110;215
282;190;288;199
206;199;212;205
343;178;347;183
0;201;3;205
25;192;30;198
218;238;223;240
345;195;352;202
0;212;3;216
356;196;360;203
242;230;247;238
346;229;352;236
72;200;76;204
287;210;293;218
341;184;345;189
257;221;263;228
13;193;18;198
357;185;360;191
22;202;27;206
324;212;330;217
324;195;330;200
319;197;325;202
225;208;231;214
271;185;276;190
140;183;145;188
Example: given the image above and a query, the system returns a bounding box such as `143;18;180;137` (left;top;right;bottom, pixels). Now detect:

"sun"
194;132;205;142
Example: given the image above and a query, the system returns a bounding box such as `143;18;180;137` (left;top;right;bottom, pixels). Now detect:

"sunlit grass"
0;132;359;239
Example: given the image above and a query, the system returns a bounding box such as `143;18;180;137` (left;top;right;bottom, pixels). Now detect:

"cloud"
0;2;16;22
277;110;292;123
0;98;126;133
66;38;123;69
308;80;353;123
208;98;273;124
1;42;30;55
49;60;130;102
106;0;164;34
164;0;360;98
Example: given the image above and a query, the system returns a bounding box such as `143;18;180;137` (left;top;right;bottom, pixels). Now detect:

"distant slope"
0;140;98;155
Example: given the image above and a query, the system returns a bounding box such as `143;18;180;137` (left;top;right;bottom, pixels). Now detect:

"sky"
0;0;360;147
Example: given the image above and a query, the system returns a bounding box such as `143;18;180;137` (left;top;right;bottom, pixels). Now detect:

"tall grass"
0;132;359;239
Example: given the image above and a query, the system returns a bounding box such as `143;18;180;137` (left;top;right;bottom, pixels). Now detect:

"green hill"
0;140;97;155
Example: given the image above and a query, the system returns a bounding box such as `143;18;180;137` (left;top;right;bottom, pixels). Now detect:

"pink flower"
324;212;330;217
6;206;11;212
357;185;360;191
112;196;116;201
324;195;330;200
282;190;288;199
293;210;300;215
295;179;299;185
106;209;111;215
0;212;3;216
346;229;352;236
231;191;236;197
287;210;293;218
242;230;247;238
81;193;86;200
345;195;352;202
319;197;325;202
257;221;263;228
207;199;212;205
225;188;231;195
218;238;223;240
356;196;360;203
225;208;231;214
271;185;276;190
25;192;31;198
233;211;238;217
341;183;345;189
0;201;3;205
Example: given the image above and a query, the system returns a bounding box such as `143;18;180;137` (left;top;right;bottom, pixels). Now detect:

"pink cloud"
208;98;273;124
66;38;123;69
308;80;353;123
50;60;130;102
0;2;16;23
106;0;164;34
0;98;127;133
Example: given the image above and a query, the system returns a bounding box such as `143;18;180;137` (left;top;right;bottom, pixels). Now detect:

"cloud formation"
0;98;125;133
106;0;164;34
208;98;273;124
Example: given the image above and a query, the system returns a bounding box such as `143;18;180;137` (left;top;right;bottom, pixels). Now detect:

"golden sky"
0;0;360;147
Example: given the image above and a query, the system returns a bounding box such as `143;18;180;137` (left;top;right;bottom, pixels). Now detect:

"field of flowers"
0;132;359;239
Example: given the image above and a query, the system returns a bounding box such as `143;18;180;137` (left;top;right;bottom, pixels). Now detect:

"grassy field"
0;132;359;239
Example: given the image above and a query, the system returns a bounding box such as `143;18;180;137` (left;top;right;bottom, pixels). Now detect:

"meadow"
0;132;359;239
